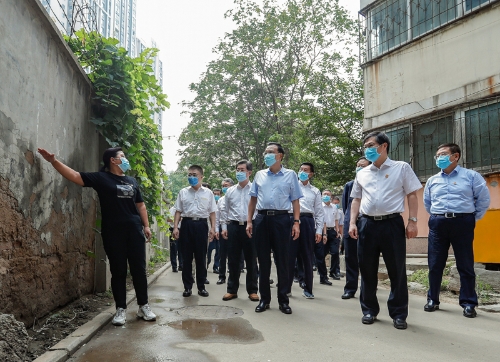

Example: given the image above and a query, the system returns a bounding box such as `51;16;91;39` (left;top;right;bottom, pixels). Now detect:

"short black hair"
437;143;461;160
322;189;332;194
236;160;253;171
267;142;285;155
333;196;340;201
222;178;235;186
202;182;211;189
100;147;122;172
301;162;315;173
188;164;204;175
357;156;372;165
363;131;390;152
213;188;221;192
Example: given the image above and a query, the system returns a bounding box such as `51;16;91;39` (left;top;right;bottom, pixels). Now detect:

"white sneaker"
112;308;127;326
137;303;156;321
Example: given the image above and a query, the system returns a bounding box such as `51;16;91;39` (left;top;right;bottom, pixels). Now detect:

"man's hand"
246;222;253;238
322;235;327;244
291;223;300;240
143;226;152;242
209;228;215;242
37;148;56;163
215;232;220;240
406;221;418;239
315;234;322;243
348;223;358;239
221;230;228;240
173;227;179;239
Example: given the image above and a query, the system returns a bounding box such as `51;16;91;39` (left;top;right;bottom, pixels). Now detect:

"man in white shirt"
320;190;338;284
173;165;217;298
349;131;421;330
220;160;259;302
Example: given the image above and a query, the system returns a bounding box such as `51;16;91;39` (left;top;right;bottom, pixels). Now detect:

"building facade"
359;0;499;260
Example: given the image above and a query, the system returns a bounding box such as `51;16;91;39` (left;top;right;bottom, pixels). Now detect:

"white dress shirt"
337;207;344;224
291;182;324;234
351;158;422;216
215;196;226;230
220;182;256;231
174;186;217;218
323;203;338;228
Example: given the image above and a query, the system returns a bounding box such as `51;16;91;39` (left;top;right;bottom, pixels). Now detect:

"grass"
476;276;495;304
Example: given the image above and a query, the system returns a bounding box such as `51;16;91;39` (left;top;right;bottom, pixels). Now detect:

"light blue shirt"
424;165;490;220
249;166;303;210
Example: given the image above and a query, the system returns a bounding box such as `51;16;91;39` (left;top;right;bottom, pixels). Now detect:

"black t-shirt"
80;171;144;229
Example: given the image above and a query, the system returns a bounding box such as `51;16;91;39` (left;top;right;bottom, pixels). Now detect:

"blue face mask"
356;166;363;173
298;171;309;181
336;204;341;209
264;153;277;167
322;195;331;203
222;187;228;193
188;176;198;186
364;145;381;163
236;171;247;182
436;155;453;169
117;157;131;172
214;195;220;202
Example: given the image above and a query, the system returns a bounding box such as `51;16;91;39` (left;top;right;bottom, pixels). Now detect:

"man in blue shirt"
247;142;303;314
424;143;490;318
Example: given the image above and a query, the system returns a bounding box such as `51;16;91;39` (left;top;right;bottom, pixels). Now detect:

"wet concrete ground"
70;267;500;362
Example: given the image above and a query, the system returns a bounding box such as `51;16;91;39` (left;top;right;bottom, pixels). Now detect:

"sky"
136;0;360;172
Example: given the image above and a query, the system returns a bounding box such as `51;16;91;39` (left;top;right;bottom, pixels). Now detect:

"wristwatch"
293;219;301;224
408;217;418;222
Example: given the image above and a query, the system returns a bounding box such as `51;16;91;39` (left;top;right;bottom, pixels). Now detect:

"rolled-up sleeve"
423;179;432;214
473;173;490;220
289;172;303;201
350;178;362;199
403;163;422;195
249;175;259;197
313;191;324;234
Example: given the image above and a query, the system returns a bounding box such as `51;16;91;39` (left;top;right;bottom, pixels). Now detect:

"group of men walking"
169;132;490;330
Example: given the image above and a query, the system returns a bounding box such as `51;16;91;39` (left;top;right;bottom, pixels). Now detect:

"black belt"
433;213;474;218
326;227;336;231
229;220;247;225
300;213;313;218
183;217;207;222
361;213;400;221
258;210;289;216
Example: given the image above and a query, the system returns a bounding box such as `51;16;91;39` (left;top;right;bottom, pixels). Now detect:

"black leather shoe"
269;279;274;285
172;267;178;273
341;292;355;299
213;268;219;274
255;301;270;313
320;279;332;286
312;266;317;271
182;289;192;297
299;282;306;289
204;279;210;284
424;300;439;312
178;266;183;271
279;303;292;314
293;277;299;283
362;314;376;324
198;289;209;297
463;306;477;318
216;278;226;285
331;274;340;280
393;318;407;330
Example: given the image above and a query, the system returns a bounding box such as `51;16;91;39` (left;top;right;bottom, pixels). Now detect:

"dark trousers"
314;241;328;280
357;216;408;319
218;236;228;279
254;213;291;304
288;216;314;294
169;233;183;269
102;222;148;309
428;214;477;307
180;219;209;291
343;235;359;295
207;238;220;270
326;229;340;275
227;222;258;294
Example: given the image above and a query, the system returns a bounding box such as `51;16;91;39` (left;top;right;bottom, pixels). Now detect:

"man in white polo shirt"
349;131;421;330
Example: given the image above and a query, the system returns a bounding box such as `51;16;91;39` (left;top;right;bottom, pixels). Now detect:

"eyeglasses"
362;143;380;150
433;153;454;160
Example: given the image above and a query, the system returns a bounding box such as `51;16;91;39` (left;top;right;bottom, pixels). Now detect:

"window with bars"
386;127;411;164
411;0;456;38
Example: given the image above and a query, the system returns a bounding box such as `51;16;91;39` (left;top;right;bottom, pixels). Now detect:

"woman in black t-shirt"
38;146;156;326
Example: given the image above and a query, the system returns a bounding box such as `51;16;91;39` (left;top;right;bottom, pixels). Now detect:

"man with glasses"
173;165;217;298
424;143;490;318
349;131;421;330
247;142;303;315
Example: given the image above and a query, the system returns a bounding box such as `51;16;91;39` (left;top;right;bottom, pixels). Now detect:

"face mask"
222;187;228;193
364;145;381;163
356;167;363;173
436;155;453;170
298;171;309;181
336;204;341;209
188;176;198;186
117;157;131;172
214;195;220;202
264;153;277;167
322;195;331;203
236;171;247;182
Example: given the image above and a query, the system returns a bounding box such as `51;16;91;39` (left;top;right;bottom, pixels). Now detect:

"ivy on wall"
65;30;171;237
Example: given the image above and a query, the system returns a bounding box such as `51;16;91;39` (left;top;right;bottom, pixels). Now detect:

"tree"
179;0;362;188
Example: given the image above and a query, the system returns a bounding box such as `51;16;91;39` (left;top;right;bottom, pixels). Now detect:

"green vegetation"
408;269;430;289
476;276;495;304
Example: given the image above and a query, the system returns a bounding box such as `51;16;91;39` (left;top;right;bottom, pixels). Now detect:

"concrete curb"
33;262;171;362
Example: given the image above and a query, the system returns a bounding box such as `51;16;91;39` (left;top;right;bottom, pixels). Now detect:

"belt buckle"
239;221;244;226
267;210;275;216
373;216;383;221
192;217;200;221
444;213;455;218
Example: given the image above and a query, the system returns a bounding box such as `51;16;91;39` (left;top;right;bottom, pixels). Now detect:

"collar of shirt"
369;157;394;170
439;164;461;177
267;166;284;176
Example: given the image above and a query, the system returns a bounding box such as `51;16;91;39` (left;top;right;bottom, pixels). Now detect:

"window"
369;0;408;58
466;0;491;11
411;0;456;38
386;127;411;163
414;117;453;177
465;102;500;169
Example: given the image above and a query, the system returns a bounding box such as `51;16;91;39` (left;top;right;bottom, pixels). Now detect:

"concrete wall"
363;3;500;129
0;0;100;324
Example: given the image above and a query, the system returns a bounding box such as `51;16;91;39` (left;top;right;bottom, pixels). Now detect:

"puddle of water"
168;318;263;343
